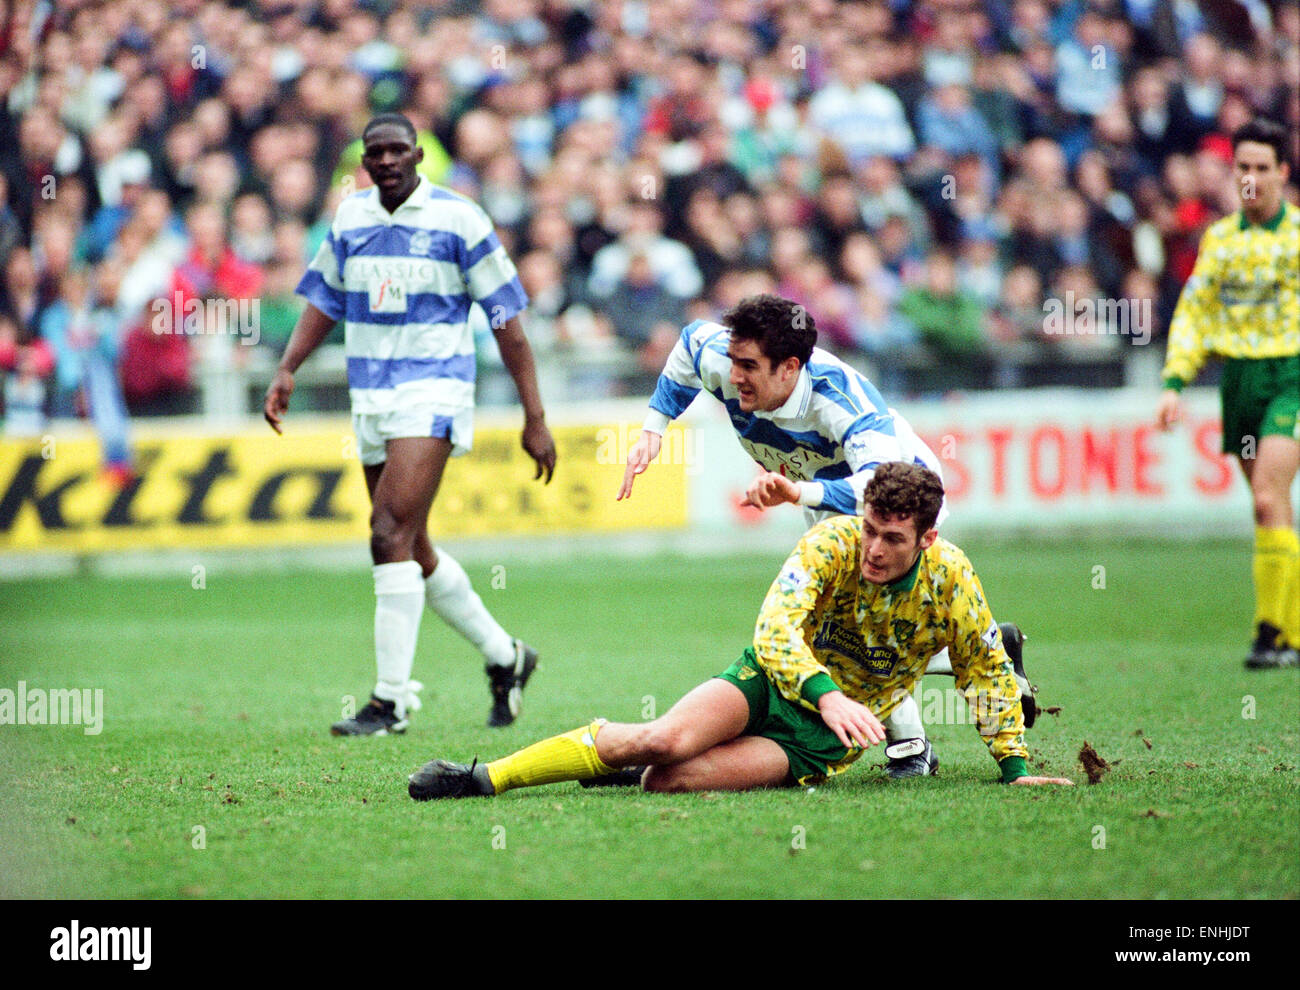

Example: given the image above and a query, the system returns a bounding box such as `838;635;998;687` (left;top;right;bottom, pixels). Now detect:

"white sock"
425;548;515;667
373;560;426;717
884;691;926;744
925;648;953;675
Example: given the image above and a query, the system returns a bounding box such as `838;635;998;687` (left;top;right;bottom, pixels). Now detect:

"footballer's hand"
1010;775;1075;787
741;470;799;509
817;690;886;750
263;368;294;434
1156;389;1182;431
616;430;661;500
522;415;556;484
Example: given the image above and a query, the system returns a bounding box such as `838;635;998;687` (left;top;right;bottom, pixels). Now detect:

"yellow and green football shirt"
752;514;1028;779
1161;202;1300;390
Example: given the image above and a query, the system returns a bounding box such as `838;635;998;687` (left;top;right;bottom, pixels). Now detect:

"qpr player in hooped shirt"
265;113;555;738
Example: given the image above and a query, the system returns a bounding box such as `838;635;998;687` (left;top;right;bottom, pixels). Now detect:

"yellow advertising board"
0;420;687;553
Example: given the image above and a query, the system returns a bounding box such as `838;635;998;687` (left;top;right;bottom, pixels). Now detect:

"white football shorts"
351;404;475;465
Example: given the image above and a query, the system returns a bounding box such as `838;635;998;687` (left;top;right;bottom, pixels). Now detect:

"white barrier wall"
1;388;1284;565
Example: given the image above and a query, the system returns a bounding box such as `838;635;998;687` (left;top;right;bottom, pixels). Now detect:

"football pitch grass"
1;537;1296;900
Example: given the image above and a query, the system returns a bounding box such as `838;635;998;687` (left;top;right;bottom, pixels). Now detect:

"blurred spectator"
857;155;929;247
32;213;77;311
989;264;1047;343
40;262;134;482
916;83;999;175
848;286;920;390
643;52;715;143
810;172;868;263
255;221;307;357
230;192;275;265
516;248;601;355
681;187;744;288
1129;65;1197;165
971;56;1026;155
957;235;1005;309
930;152;997;245
727;77;802;185
170;201;264;319
809;44;916;164
839;231;902;304
786;255;858;351
1175;34;1226;146
587;200;703;302
721;192;772;270
0;311;55;436
1054;7;1123;120
876;214;926;284
2;247;42;334
269;158;322;223
0;174;20;270
79;149;152;263
898;250;989;358
601;252;686;373
663;121;751;235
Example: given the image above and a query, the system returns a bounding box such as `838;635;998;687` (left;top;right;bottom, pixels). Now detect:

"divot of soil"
1078;741;1112;784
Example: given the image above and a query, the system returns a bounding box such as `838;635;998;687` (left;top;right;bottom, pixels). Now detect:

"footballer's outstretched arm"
617;321;707;500
264;303;336;434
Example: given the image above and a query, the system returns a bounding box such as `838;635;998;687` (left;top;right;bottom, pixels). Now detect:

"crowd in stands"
1;0;1297;446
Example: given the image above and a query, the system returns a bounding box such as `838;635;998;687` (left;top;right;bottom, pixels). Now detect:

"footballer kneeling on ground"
408;462;1072;800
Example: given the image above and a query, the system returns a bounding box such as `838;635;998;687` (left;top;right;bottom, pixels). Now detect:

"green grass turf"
0;537;1296;899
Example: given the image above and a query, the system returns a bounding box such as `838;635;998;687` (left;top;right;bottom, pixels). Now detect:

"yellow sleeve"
943;554;1027;769
1160;225;1222;388
752;523;850;712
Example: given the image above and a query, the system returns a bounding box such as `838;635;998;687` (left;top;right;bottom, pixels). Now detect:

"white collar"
362;175;430;220
754;365;811;421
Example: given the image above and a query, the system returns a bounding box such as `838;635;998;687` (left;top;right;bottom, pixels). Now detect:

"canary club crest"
890;618;916;648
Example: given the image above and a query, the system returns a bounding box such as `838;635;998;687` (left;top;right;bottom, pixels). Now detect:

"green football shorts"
715;648;853;785
1220;355;1300;455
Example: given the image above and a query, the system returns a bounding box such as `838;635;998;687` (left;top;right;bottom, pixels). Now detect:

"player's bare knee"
369;509;416;562
1251;490;1284;526
636;723;688;764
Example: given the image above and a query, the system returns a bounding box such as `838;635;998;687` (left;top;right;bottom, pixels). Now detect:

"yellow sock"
1253;527;1297;642
1290;549;1300;649
1276;528;1300;648
486;719;616;794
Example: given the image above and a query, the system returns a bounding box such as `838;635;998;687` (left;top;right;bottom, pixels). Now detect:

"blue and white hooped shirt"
645;320;944;520
297;176;527;414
